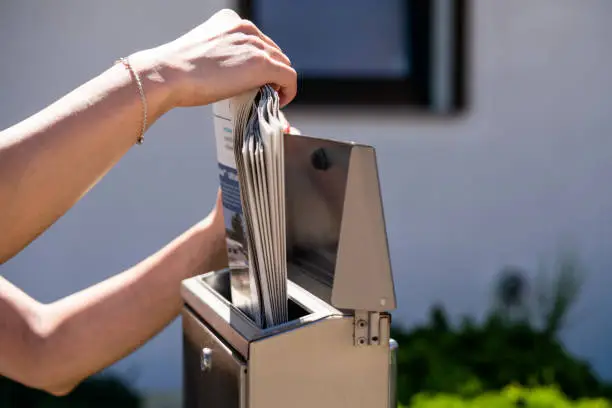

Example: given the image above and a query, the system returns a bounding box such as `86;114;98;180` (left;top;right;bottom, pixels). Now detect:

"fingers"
237;34;296;106
279;80;298;107
232;17;297;106
237;34;290;67
216;187;223;209
217;12;288;64
214;9;242;25
265;59;298;107
251;31;297;106
195;8;242;37
254;37;292;67
235;19;286;58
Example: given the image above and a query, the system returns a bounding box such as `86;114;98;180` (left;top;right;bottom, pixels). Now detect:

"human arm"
0;52;172;264
0;9;296;264
0;192;228;396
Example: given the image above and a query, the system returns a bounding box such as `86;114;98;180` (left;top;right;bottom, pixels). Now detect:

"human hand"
137;9;297;110
198;188;229;273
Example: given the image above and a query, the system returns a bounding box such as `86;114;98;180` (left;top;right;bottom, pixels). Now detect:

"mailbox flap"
284;134;396;312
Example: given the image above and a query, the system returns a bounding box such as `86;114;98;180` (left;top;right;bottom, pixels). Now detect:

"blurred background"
1;0;612;407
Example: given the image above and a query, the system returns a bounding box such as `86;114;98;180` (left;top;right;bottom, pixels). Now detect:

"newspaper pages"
212;86;289;328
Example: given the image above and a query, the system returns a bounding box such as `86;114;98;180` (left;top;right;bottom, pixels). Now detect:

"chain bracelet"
115;57;147;145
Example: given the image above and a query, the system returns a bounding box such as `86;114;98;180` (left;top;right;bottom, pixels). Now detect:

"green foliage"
392;305;612;404
392;250;612;407
0;374;142;407
392;310;612;405
533;249;585;336
400;385;611;408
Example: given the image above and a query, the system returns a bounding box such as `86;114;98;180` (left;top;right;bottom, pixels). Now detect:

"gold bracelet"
115;57;147;145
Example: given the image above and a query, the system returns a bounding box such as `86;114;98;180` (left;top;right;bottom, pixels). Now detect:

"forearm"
35;214;226;394
0;50;173;264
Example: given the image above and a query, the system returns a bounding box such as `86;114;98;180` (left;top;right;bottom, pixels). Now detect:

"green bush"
392;251;612;406
0;374;142;407
401;385;611;408
391;305;612;405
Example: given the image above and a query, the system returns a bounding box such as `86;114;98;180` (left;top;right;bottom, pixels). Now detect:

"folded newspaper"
213;85;296;329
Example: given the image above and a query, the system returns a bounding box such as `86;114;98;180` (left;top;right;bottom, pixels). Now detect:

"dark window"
238;0;469;113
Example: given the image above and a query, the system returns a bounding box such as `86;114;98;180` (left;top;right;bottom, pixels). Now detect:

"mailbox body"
182;270;393;408
182;134;398;408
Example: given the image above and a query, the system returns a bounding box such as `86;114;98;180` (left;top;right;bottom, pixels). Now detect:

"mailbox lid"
285;134;397;312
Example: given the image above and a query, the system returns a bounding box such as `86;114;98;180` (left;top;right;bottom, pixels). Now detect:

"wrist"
176;214;227;282
195;210;228;274
125;48;179;120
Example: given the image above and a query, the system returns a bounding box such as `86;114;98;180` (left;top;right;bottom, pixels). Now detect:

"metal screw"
201;347;213;372
357;319;367;328
357;337;367;345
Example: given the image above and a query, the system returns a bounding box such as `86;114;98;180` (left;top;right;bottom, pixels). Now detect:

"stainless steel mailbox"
181;133;398;408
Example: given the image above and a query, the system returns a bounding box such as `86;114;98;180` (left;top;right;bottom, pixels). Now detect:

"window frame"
236;0;469;113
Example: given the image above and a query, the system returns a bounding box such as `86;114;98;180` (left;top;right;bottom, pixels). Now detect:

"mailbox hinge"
353;310;382;347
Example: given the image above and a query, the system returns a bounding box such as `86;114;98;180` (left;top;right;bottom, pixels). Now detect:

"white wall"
1;0;612;393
